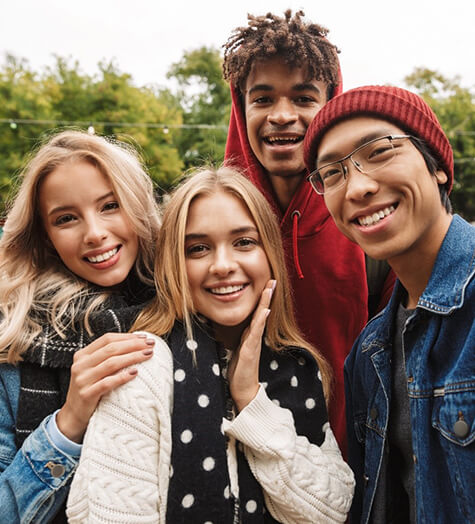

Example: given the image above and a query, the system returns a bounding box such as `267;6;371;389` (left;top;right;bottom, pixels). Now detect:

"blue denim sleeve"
0;364;80;523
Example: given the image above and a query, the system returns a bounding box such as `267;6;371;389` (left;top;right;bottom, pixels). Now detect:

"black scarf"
15;276;152;523
166;320;328;524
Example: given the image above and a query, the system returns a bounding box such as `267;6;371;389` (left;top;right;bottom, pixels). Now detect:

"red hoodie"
225;85;393;454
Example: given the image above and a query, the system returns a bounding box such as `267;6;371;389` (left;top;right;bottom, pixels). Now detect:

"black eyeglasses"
307;135;413;195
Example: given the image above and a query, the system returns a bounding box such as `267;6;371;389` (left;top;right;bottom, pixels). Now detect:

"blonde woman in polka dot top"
67;166;355;523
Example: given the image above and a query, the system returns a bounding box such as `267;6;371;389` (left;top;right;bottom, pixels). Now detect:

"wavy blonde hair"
133;165;331;400
0;130;161;364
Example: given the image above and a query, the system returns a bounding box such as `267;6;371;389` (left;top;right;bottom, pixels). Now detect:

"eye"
54;214;76;226
102;201;120;212
234;237;258;249
186;243;209;257
321;166;342;180
252;96;272;105
295;95;316;104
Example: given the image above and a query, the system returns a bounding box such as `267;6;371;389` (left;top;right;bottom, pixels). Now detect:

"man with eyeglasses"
304;85;475;523
222;10;395;456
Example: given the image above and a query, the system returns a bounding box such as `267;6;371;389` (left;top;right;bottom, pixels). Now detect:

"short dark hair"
410;136;452;213
222;10;340;98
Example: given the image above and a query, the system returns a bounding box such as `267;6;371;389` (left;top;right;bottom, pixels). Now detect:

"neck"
212;318;249;351
267;172;304;211
389;213;452;309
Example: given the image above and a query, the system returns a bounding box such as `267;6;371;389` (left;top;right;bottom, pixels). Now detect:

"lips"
208;284;246;295
356;205;396;227
85;246;120;263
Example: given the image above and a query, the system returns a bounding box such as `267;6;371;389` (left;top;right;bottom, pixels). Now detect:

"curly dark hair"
223;10;340;96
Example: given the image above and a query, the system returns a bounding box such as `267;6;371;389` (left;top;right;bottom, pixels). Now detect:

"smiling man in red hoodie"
222;10;394;453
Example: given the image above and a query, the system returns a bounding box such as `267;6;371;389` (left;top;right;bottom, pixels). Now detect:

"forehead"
186;191;255;230
244;56;327;92
317;116;406;163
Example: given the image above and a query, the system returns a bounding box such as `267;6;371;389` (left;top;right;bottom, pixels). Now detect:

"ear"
434;169;448;186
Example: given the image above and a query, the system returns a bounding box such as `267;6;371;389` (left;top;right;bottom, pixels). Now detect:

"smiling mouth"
208;284;246;295
264;136;303;146
357;205;396;227
85;246;120;263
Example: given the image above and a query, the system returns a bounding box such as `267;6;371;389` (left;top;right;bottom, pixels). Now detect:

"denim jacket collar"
418;214;475;314
362;215;475;355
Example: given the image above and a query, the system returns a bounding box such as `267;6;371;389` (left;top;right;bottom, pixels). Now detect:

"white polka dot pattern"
174;369;186;382
212;363;220;376
202;457;215;471
290;376;298;387
180;429;193;443
186;339;198;350
223;485;230;499
246;499;257;513
181;494;194;508
305;398;316;409
270;360;279;370
198;394;210;407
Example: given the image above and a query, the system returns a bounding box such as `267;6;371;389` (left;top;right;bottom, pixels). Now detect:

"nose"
83;215;108;245
267;98;297;126
344;161;379;201
209;246;237;276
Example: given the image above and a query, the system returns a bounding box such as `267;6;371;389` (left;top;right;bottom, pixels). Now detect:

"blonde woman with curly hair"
68;166;354;524
0;130;161;522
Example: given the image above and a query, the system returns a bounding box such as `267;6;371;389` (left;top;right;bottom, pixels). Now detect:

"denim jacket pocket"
432;387;475;520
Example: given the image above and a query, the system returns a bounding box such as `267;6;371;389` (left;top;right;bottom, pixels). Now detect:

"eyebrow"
47;191;115;217
247;82;322;97
317;128;395;166
185;225;258;241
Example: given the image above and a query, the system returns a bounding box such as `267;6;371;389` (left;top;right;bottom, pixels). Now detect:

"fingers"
58;333;156;442
245;279;276;348
229;280;276;411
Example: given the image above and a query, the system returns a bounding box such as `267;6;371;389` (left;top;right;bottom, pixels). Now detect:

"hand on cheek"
229;279;276;412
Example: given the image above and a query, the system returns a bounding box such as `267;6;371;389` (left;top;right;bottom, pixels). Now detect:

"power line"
0;118;227;131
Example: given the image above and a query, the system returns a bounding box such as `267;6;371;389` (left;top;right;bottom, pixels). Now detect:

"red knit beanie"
304;85;454;193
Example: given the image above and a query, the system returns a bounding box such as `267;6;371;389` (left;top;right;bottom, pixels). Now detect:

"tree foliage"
0;55;184;213
404;68;475;221
166;46;230;170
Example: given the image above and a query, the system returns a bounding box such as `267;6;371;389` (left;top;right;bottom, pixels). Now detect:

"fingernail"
128;368;138;375
264;308;271;318
143;348;154;355
271;280;277;292
146;339;155;346
136;333;147;339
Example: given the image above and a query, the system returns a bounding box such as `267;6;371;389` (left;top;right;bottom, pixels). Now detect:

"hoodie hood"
224;68;371;455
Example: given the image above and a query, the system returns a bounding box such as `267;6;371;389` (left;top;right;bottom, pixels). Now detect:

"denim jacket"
0;364;80;523
345;215;475;524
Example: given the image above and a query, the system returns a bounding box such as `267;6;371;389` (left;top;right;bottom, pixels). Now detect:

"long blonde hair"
0;130;161;364
133;165;331;399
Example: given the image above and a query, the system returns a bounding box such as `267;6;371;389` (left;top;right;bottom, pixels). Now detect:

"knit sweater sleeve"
223;385;355;524
66;334;173;524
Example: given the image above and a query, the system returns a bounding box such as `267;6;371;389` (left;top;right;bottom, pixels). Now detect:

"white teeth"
358;206;395;227
266;136;300;143
210;285;244;295
87;247;118;263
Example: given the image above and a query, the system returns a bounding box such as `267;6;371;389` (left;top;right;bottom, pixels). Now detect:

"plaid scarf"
15;277;152;523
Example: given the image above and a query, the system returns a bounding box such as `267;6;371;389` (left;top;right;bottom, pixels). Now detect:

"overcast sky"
1;0;474;92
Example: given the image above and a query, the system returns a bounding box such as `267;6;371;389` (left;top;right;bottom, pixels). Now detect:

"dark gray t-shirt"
371;302;416;523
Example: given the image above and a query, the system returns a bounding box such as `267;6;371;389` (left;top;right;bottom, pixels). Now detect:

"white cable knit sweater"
66;334;354;523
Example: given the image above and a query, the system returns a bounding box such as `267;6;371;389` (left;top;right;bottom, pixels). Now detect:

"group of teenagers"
0;9;473;524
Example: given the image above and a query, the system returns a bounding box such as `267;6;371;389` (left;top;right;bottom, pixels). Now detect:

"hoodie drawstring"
291;210;304;279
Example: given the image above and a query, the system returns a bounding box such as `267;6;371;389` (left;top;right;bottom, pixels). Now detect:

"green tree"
0;54;185;213
404;68;475;221
167;46;231;169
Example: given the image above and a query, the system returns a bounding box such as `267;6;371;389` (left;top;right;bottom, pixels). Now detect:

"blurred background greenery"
0;48;473;220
